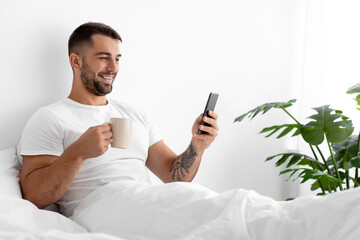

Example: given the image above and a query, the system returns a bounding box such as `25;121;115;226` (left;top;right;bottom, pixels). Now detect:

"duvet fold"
72;180;360;240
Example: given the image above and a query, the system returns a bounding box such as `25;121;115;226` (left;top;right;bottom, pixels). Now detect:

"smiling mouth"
98;73;115;83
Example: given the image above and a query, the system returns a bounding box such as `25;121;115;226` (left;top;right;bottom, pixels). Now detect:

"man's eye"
100;57;107;60
115;58;120;62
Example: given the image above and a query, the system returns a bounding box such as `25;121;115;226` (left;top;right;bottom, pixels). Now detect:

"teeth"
100;75;113;80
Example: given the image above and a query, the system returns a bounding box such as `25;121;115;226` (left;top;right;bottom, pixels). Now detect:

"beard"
80;59;114;96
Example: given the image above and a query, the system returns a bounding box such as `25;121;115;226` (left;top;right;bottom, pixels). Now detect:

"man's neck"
68;90;108;106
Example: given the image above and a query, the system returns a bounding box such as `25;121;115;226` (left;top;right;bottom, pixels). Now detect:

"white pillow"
0;147;22;198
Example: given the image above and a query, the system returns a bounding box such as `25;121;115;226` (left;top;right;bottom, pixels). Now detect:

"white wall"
0;0;307;200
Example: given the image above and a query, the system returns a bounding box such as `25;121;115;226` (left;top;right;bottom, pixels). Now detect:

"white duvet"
0;196;124;240
71;180;360;240
2;181;360;240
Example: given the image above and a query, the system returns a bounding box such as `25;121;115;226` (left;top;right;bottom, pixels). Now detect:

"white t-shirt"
17;98;163;217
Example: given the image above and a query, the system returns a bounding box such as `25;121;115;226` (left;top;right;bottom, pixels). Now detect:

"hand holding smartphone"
197;92;219;134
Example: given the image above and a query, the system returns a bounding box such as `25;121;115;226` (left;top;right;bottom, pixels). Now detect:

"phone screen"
197;92;219;134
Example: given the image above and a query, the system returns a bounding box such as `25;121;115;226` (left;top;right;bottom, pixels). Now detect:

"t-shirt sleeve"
147;117;163;147
18;108;64;161
139;110;163;147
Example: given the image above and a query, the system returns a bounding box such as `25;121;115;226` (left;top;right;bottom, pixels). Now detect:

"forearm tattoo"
170;143;198;181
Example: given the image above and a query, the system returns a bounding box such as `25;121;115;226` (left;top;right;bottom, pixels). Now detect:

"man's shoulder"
34;98;69;117
28;98;79;126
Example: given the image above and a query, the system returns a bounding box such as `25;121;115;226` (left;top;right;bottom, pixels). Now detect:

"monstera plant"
235;83;360;195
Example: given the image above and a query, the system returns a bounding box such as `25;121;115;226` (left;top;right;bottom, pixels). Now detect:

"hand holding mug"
73;124;112;159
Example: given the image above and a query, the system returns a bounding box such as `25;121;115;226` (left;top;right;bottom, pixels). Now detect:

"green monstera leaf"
266;152;321;169
346;83;360;94
279;167;343;190
311;173;344;192
300;105;354;145
332;135;359;170
347;83;360;110
234;99;296;123
260;124;301;139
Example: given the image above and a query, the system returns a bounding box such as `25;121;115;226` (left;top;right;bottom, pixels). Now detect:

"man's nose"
107;58;118;72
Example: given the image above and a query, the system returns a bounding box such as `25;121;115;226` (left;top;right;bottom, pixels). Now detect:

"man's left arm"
146;111;218;183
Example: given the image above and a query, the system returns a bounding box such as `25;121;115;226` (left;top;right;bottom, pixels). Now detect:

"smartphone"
197;92;219;134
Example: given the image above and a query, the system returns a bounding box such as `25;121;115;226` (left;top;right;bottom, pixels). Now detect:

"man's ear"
69;53;83;71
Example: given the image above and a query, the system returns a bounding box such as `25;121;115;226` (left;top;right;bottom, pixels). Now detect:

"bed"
0;147;124;240
2;146;360;240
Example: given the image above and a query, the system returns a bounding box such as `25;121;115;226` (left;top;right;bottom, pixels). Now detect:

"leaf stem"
326;138;343;191
308;145;326;193
356;132;360;188
314;145;331;174
346;170;350;189
314;146;337;191
357;131;360;154
282;109;302;127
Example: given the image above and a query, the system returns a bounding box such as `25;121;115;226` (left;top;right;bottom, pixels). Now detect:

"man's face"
80;34;121;96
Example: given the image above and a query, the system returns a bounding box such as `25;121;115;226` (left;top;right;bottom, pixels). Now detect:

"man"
17;22;219;217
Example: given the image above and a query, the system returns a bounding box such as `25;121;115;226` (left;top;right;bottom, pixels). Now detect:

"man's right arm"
20;124;112;209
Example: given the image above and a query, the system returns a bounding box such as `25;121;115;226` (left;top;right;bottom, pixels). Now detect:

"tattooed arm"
170;142;198;181
146;111;219;182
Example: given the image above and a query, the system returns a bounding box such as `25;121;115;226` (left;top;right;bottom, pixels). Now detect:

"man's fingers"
198;125;218;137
201;115;219;131
99;124;111;132
103;131;113;140
208;111;218;120
202;117;217;128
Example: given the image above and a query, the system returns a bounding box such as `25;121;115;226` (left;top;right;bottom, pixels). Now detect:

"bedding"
0;195;126;240
0;148;22;198
72;180;360;240
3;146;360;239
0;231;122;240
0;148;124;239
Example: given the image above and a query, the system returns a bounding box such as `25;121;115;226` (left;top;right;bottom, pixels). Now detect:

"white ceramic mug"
108;118;132;149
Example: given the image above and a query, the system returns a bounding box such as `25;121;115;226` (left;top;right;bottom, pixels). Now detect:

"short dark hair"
68;22;122;56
